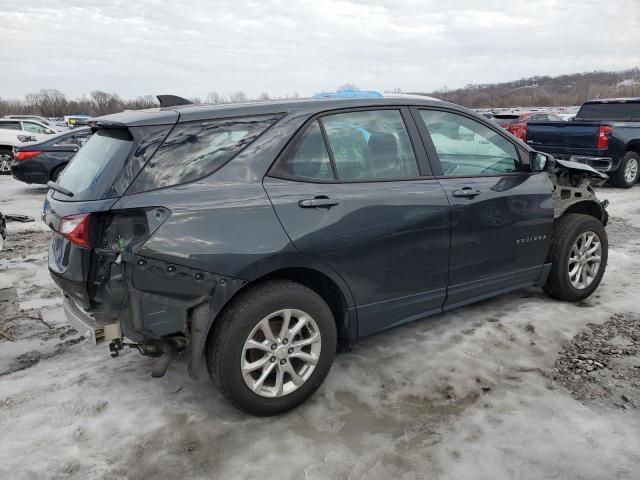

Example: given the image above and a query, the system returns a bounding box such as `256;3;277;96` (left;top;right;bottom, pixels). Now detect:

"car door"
264;108;451;337
413;108;554;310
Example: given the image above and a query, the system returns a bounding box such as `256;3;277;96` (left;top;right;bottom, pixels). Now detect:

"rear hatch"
44;113;177;308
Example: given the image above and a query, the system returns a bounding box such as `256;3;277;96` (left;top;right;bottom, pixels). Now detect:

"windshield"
55;128;133;201
576;102;640;121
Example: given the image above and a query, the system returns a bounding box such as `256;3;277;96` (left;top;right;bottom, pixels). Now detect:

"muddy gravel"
553;312;640;410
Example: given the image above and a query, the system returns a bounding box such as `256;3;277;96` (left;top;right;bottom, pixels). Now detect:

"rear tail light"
15;150;42;161
596;125;612;149
508;123;528;142
59;213;92;249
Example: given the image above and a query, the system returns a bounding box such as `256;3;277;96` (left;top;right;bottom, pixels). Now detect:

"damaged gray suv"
44;94;609;415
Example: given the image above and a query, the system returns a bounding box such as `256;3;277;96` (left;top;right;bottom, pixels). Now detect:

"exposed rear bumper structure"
62;295;121;345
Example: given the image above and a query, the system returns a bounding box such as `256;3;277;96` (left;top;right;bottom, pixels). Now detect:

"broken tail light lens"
14;151;42;161
596;125;612;150
59;213;92;249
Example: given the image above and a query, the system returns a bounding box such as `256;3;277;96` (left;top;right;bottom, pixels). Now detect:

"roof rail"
156;95;193;107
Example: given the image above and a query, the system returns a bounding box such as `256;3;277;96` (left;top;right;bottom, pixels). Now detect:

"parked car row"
526;98;640;188
477;99;640;188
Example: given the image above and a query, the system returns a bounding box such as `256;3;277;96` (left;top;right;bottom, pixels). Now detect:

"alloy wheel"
567;231;602;289
241;308;322;398
624;157;638;184
0;153;12;173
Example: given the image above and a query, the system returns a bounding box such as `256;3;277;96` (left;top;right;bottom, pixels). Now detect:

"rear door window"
55;128;133;201
129;114;280;193
322;110;419;180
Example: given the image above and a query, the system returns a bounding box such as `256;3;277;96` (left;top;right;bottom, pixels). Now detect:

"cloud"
0;0;638;99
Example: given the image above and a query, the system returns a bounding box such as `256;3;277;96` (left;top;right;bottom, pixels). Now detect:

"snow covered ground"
1;176;639;480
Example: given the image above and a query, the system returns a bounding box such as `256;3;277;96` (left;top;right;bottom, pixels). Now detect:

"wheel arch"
558;200;607;225
626;141;640;156
189;263;357;380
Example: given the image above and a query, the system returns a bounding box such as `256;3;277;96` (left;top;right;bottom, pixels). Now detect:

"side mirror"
530;151;555;172
45;129;55;134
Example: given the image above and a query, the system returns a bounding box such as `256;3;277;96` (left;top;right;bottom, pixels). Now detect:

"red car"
493;112;565;141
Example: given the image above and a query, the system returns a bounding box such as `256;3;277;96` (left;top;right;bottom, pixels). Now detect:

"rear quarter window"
128;114;280;193
55;128;133;201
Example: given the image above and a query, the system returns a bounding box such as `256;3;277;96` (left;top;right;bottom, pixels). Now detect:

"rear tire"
544;214;608;302
207;280;337;416
51;165;66;183
611;151;640;188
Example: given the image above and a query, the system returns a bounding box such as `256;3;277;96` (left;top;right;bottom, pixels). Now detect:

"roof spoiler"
156;95;193;107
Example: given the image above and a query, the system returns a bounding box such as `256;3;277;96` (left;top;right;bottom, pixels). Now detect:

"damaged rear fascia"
549;158;608;219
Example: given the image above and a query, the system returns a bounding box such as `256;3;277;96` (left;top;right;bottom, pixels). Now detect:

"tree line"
416;68;640;108
0;89;305;118
4;69;638;117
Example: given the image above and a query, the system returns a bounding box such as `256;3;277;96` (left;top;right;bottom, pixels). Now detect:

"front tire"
207;280;337;416
544;214;608;301
611;151;640;188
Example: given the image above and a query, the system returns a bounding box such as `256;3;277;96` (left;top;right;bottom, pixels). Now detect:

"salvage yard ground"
1;176;639;480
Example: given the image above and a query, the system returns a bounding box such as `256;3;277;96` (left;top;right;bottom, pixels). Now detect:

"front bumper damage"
550;158;609;224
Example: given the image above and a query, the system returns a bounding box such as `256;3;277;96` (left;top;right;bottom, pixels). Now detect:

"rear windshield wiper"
47;181;74;198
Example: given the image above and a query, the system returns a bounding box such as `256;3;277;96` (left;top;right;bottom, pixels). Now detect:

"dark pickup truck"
525;98;640;188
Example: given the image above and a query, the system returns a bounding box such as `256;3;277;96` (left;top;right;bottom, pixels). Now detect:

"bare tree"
258;92;270;101
228;91;248;103
90;90;122;115
24;89;67;117
206;91;225;104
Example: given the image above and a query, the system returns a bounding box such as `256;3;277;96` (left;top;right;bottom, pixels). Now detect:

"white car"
0;128;37;174
4;115;68;131
0;118;63;142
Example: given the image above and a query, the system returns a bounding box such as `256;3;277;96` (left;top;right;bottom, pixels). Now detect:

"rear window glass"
55;128;133;201
576;102;640;121
129;114;280;193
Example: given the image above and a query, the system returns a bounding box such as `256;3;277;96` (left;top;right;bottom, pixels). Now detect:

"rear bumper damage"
57;252;246;378
63;295;121;345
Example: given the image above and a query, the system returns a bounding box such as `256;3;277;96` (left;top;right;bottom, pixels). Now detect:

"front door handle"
452;188;481;198
298;197;340;209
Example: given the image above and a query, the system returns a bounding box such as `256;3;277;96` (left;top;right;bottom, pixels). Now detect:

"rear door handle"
298;197;340;209
452;188;481;198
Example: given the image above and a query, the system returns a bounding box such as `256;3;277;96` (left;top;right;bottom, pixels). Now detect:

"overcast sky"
1;0;639;100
